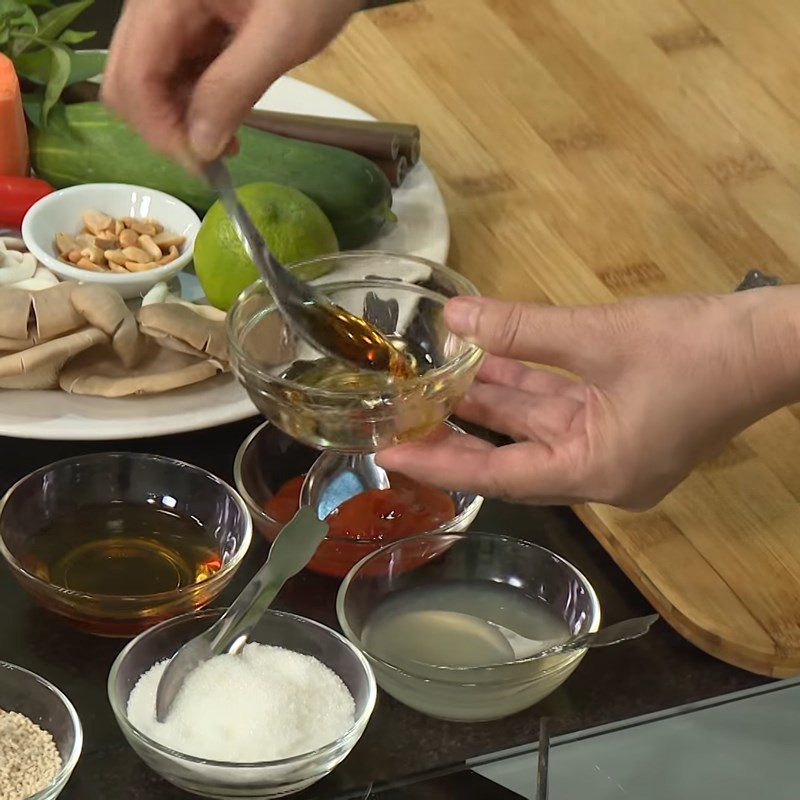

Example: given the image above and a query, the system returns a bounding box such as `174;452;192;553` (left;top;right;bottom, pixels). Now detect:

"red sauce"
264;472;456;541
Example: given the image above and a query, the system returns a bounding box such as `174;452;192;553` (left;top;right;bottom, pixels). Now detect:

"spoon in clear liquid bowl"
396;611;659;668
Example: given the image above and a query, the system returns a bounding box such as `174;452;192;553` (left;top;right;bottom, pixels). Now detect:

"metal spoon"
155;506;328;721
487;612;659;661
203;159;408;375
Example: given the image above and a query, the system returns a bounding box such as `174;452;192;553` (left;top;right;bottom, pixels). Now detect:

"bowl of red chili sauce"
234;420;484;578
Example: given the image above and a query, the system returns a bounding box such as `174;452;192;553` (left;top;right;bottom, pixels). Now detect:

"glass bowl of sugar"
108;607;377;798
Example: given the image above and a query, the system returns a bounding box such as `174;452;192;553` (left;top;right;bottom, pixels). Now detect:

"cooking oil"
21;504;221;596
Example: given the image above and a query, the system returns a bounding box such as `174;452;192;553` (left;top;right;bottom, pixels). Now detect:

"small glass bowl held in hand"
108;608;377;799
227;252;484;452
0;661;83;800
0;453;252;637
337;533;601;722
234;419;484;578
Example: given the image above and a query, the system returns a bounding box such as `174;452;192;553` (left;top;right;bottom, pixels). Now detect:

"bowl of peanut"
21;183;201;299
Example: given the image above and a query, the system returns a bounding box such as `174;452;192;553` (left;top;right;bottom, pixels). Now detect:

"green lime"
194;182;339;310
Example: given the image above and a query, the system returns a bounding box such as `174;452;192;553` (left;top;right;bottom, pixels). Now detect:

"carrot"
0;53;29;177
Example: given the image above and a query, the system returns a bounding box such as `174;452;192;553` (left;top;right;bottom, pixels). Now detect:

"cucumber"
29;102;395;249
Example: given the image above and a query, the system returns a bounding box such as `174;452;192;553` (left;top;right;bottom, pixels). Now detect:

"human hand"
378;288;800;509
102;0;360;163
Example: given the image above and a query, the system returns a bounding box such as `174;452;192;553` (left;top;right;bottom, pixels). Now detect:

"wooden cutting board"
296;0;800;676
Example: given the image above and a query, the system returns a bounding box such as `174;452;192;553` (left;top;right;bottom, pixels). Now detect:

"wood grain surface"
295;0;800;677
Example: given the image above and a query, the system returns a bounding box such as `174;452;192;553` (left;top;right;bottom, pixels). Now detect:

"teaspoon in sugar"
203;159;411;377
155;506;329;721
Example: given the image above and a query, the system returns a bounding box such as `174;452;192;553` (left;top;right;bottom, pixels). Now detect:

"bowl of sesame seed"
0;662;82;800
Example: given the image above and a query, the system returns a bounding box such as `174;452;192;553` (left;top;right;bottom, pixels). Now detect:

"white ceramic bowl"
22;183;200;299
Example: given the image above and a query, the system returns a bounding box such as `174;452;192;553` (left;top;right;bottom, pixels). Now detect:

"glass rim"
335;531;602;675
0;661;83;796
233;419;485;542
225;251;484;399
0;452;253;604
107;607;377;770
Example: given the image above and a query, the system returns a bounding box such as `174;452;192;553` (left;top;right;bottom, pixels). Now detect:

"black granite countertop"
0;420;767;799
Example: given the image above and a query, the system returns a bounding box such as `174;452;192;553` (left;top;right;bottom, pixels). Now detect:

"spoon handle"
209;506;329;655
538;613;659;659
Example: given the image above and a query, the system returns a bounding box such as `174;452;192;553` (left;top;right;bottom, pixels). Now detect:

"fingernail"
189;118;225;161
445;296;482;337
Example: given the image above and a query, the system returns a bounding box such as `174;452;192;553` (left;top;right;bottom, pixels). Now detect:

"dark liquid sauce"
265;472;456;540
304;301;415;379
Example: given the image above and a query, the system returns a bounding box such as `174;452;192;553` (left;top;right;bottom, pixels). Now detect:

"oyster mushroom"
69;284;144;369
0;327;107;390
0;288;34;341
138;302;228;363
59;340;224;397
32;282;85;341
141;281;226;322
0;239;37;285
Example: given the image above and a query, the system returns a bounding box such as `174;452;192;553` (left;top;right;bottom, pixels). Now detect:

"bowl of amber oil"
0;453;252;636
228;251;485;575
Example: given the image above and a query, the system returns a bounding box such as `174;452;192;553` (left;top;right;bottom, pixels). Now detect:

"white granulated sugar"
127;643;356;763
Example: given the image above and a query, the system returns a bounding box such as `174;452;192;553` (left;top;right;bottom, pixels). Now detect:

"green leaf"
39;39;70;123
12;43;51;83
35;0;90;41
22;88;43;128
65;47;103;84
23;1;54;8
57;27;94;44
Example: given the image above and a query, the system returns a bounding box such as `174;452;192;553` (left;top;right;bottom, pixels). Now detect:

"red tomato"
0;175;53;228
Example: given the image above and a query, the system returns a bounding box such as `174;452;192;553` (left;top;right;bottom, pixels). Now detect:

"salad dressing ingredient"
0;709;62;800
21;504;221;597
0;176;53;229
266;472;456;539
54;211;185;273
127;643;355;762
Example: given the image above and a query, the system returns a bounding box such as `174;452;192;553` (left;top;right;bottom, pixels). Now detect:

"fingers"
446;296;603;375
102;2;199;159
186;0;356;160
378;430;586;505
456;382;585;443
477;355;585;400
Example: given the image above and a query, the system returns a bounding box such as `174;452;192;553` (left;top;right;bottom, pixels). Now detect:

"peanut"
76;257;106;272
82;209;113;235
157;245;180;265
124;260;159;272
104;250;128;266
152;232;186;250
119;229;139;248
55;232;79;255
138;234;162;260
121;246;151;263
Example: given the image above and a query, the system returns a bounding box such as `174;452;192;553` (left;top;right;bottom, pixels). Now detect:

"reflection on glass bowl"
227;252;484;453
234;419;484;578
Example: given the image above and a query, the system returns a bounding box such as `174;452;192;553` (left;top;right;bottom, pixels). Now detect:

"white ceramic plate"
0;76;449;441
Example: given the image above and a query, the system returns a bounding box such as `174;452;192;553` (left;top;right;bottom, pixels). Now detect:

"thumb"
445;296;596;375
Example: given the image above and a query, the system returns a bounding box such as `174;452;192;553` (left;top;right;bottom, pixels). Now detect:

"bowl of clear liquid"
337;532;601;722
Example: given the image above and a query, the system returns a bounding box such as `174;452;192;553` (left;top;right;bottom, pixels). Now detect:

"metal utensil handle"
208;507;329;655
536;717;550;800
536;613;659;659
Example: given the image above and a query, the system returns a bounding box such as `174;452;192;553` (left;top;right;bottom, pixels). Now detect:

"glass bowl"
337;533;601;722
0;661;83;800
234;419;484;578
227;252;484;452
108;607;377;799
0;453;252;637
